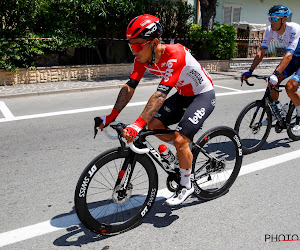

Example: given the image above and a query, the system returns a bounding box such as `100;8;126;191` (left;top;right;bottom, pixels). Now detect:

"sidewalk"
0;68;273;99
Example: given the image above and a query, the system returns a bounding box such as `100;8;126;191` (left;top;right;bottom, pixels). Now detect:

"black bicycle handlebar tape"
94;117;103;138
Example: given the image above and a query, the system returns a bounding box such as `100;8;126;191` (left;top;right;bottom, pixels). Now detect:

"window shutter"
233;7;241;23
224;6;232;24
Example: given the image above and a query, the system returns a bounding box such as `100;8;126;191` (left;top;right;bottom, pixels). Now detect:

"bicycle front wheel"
234;101;272;155
74;147;158;235
286;104;300;141
192;126;243;200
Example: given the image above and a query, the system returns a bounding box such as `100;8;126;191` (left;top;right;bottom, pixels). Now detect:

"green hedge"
1;0;239;70
0;0;194;71
189;23;238;60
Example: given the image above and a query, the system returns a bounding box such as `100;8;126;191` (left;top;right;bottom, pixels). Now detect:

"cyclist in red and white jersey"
96;14;216;205
241;5;300;131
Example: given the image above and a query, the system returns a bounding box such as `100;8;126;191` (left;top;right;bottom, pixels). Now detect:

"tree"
199;0;217;31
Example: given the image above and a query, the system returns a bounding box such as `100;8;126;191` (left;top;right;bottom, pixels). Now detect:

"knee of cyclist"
174;134;189;151
286;80;298;93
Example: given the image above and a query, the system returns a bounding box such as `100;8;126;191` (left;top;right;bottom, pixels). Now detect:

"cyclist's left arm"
276;25;300;74
140;90;168;122
274;51;293;74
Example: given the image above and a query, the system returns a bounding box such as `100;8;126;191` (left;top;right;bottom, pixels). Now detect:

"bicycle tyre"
286;104;300;141
234;101;272;155
74;147;158;235
192;126;243;200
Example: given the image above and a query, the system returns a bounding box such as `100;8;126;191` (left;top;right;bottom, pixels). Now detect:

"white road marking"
0;101;14;118
214;84;243;92
0;89;265;123
1;148;300;247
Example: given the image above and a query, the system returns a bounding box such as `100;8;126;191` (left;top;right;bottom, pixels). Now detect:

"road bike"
234;75;300;155
74;121;243;235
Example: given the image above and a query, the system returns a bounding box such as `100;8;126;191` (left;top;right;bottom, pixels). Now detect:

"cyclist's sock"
296;105;300;117
180;168;192;189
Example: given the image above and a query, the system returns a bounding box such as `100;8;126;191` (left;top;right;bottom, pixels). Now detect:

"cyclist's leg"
166;90;216;205
285;57;300;129
148;92;189;142
270;59;296;101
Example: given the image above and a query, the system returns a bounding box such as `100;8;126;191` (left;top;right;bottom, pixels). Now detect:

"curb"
0;75;235;99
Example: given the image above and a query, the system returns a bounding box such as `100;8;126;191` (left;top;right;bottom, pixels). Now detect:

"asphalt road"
0;77;300;249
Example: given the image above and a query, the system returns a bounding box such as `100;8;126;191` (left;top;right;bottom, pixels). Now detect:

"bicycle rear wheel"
74;147;158;235
286;104;300;141
234;101;272;155
192;126;243;200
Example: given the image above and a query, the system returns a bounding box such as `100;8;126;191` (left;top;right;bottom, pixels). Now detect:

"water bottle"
275;101;283;111
270;101;282;121
158;144;176;169
281;103;288;117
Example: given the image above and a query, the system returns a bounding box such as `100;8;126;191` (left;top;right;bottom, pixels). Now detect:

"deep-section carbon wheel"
192;126;243;200
75;147;158;235
234;101;272;155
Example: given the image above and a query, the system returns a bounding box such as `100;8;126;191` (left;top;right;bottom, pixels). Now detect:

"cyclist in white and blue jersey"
241;5;300;131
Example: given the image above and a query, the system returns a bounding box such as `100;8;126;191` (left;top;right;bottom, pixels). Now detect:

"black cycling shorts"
282;55;300;84
153;89;216;141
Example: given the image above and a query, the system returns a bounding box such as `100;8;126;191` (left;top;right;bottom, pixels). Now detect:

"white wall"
215;0;300;26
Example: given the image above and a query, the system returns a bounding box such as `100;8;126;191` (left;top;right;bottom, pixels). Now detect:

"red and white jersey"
129;44;214;96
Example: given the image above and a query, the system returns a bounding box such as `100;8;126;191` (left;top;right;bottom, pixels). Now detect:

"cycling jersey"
261;22;300;56
129;44;214;96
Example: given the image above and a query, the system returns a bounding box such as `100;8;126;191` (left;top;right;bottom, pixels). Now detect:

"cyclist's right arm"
97;81;136;131
241;48;266;81
249;48;267;71
241;26;271;81
97;60;146;130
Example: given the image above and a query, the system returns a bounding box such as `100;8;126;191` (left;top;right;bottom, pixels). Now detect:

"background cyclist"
241;4;300;131
95;14;216;205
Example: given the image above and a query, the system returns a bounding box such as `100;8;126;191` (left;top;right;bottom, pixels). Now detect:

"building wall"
215;0;300;26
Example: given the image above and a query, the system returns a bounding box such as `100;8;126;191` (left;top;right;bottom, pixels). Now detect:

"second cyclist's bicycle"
234;75;300;155
74;120;243;235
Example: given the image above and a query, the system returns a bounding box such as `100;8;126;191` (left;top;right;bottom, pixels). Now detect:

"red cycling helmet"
126;14;163;40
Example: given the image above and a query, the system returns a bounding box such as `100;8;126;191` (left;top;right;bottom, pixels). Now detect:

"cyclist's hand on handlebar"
241;69;253;82
123;117;146;143
267;74;278;85
95;108;120;131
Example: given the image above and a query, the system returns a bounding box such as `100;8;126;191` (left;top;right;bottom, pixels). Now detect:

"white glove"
268;74;278;85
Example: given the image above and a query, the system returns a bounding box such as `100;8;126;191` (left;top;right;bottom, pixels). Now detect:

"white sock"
180;168;192;189
296;105;300;117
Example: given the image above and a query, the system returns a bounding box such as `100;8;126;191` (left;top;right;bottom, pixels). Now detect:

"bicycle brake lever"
94;126;98;139
94;117;103;139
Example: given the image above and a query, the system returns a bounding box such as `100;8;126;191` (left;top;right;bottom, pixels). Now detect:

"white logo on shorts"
188;108;206;125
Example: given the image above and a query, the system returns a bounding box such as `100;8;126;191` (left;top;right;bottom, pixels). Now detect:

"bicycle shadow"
260;137;291;151
241;137;291;152
52;194;219;247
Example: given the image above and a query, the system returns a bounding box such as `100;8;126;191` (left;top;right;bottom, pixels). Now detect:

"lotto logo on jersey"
188;108;206;124
163;59;177;82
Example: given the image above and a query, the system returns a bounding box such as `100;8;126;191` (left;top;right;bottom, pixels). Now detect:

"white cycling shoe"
292;117;300;132
165;185;194;206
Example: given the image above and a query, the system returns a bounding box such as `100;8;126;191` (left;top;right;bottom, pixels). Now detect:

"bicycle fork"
114;151;137;202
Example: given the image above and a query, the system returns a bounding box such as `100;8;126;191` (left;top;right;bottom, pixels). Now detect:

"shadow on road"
51;194;216;247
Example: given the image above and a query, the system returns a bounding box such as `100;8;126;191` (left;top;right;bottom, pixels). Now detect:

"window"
223;3;242;24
